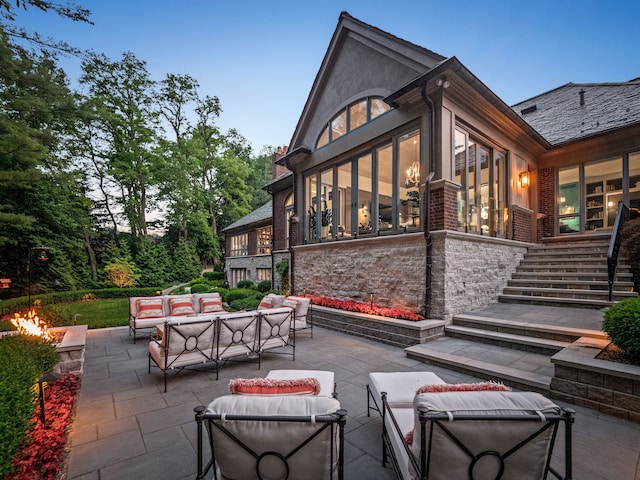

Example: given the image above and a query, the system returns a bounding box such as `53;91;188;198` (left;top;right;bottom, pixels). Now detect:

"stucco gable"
289;12;445;150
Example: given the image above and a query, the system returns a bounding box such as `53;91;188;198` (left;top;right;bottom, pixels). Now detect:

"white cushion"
369;371;445;409
411;391;562;480
205;395;342;480
266;293;286;307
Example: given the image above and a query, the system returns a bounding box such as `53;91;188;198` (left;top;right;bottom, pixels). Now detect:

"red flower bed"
8;373;79;480
309;296;424;321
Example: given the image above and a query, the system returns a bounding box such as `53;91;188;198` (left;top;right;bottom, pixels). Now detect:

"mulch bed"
596;343;639;366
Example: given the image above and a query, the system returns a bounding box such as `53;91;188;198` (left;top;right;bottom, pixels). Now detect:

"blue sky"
14;0;640;153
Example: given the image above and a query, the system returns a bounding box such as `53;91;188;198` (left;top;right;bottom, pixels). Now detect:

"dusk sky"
14;0;640;153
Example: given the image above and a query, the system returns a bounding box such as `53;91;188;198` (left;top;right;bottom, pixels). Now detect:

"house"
232;12;640;320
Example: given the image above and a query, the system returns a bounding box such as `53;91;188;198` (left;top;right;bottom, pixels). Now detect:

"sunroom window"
305;127;421;242
315;96;391;149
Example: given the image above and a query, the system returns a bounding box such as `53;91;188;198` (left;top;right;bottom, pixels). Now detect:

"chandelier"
405;161;420;187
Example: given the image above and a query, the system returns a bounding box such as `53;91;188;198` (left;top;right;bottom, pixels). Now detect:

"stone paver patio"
66;324;640;480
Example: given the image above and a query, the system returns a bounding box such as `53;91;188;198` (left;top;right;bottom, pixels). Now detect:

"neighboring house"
229;13;640;320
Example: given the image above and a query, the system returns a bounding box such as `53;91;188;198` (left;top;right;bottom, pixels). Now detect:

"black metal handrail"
608;203;639;301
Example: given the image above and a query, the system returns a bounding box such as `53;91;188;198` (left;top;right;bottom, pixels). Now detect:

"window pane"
357;154;372;235
467;139;477;232
558;166;580;234
257;226;271;254
316;125;329;149
585;158;621;230
349;100;367;131
257;268;272;282
377;143;393;232
331;110;347;140
285;193;293;248
398;130;421;229
230;234;248;256
479;146;490;235
493;151;507;238
370;98;390;119
630;152;640;211
337;162;353;237
320;169;334;239
454;129;467;232
305;174;318;241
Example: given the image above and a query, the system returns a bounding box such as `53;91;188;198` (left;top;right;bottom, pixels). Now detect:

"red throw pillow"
405;382;512;445
257;297;273;310
169;297;195;316
200;297;224;313
229;377;321;395
136;298;164;319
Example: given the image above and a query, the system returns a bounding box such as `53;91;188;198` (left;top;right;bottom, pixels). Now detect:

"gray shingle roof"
512;80;640;145
221;201;272;232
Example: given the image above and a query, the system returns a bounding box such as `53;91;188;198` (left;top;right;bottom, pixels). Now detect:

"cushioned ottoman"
368;371;445;414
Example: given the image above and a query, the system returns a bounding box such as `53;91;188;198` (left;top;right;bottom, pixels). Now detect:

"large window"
229;234;248;256
257;268;272;282
257;226;272;254
454;127;507;237
316;97;391;149
230;268;246;287
305;128;421;242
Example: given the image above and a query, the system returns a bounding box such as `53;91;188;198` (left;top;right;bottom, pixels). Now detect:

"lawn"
61;299;129;328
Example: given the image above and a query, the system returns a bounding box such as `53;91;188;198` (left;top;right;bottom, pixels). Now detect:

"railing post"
194;406;205;480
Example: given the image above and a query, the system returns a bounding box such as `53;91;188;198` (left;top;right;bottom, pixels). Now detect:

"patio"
66;324;640;480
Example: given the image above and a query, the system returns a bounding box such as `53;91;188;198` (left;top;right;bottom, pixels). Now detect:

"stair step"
498;294;615;309
451;314;607;341
445;325;569;355
405;338;552;394
502;286;636;300
507;279;634;291
511;272;632;281
516;265;613;273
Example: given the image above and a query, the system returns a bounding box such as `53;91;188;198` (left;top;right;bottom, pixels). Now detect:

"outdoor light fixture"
519;171;530;188
27;246;50;306
436;77;450;89
369;293;374;309
38;372;61;427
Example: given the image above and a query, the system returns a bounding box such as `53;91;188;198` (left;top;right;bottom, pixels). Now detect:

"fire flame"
10;309;51;340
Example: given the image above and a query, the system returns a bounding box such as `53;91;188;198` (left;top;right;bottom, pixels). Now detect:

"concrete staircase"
406;235;636;394
499;236;636;308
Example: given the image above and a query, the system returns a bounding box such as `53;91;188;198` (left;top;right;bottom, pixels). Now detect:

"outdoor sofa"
148;307;295;392
368;371;575;480
194;369;346;480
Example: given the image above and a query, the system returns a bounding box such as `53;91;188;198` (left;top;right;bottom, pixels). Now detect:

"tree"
104;257;138;288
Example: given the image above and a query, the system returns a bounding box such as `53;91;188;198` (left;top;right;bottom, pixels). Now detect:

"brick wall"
272;190;289;251
539;166;556;238
429;180;459;231
512;206;533;243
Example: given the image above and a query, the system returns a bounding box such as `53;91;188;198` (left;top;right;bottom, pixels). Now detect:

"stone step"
445;325;570;355
405;337;552;394
516;264;616;273
507;278;634;291
451;313;607;342
524;251;608;259
511;271;633;281
501;286;637;301
519;257;609;266
498;294;615;309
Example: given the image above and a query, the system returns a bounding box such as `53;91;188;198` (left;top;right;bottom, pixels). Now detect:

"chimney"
579;89;585;106
272;145;290;179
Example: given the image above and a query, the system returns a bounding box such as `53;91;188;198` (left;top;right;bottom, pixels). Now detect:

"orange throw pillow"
169;297;195;316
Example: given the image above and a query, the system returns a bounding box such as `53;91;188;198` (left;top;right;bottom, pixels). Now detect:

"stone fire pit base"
48;325;87;375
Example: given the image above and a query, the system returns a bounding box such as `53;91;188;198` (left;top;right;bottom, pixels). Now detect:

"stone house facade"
228;12;640;321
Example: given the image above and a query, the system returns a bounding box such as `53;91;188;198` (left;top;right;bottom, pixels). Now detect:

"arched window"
315;96;391;149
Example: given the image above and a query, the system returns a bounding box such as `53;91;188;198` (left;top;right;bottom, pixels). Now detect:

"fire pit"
10;309;87;375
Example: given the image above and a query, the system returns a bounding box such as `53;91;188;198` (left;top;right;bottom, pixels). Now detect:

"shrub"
228;297;261;311
257;280;272;293
603;297;640;361
203;271;224;281
236;280;255;289
189;277;208;286
190;283;212;294
225;289;251;303
0;335;59;477
38;304;71;328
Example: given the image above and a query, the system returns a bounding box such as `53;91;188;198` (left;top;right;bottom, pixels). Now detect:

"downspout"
283;157;296;294
420;79;436;319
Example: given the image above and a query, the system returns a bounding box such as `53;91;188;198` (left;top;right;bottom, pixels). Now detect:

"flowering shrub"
309;296;424;321
8;373;79;480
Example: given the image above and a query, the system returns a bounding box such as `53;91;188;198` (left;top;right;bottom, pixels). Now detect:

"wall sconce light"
519;171;530;188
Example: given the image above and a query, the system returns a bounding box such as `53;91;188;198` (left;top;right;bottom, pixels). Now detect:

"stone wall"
293;230;530;321
430;231;530;321
292;233;426;311
224;254;272;285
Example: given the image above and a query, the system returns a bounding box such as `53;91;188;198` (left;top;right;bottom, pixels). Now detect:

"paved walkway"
66;322;639;480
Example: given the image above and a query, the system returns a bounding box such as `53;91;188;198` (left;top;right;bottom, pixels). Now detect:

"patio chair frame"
194;405;347;480
256;308;296;368
381;392;575;480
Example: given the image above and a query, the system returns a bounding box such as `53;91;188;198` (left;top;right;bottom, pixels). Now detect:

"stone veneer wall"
292;233;426;311
430;230;531;321
272;250;290;291
224;254;272;285
293;230;531;321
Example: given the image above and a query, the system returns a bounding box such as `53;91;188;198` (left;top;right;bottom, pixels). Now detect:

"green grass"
62;299;129;329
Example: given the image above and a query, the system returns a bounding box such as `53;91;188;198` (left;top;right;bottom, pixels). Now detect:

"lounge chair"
194;370;346;479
